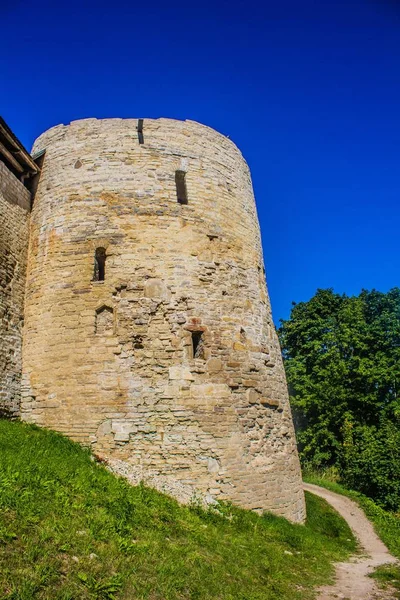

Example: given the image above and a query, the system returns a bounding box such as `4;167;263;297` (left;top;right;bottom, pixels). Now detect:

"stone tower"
21;118;305;522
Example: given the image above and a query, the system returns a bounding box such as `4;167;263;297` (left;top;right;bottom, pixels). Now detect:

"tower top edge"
33;117;245;161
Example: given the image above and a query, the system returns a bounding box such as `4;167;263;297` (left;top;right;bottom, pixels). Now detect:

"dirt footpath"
304;483;398;600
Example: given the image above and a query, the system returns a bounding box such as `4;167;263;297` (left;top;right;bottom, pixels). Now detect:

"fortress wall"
0;161;31;417
22;118;305;522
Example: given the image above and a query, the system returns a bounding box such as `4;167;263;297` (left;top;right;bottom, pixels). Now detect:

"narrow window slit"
137;119;144;145
93;247;106;281
175;170;188;205
192;331;204;359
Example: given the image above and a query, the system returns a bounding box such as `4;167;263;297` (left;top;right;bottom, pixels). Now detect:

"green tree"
278;287;400;510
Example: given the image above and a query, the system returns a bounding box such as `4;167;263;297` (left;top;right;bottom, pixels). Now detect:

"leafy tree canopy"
278;287;400;510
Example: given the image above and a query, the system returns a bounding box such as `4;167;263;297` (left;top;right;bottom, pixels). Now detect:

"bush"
278;287;400;511
339;420;400;512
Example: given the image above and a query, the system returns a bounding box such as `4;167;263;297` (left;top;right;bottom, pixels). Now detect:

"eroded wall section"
0;161;30;417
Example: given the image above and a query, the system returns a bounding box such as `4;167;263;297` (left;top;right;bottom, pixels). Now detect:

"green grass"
303;473;400;559
370;564;400;598
0;420;357;600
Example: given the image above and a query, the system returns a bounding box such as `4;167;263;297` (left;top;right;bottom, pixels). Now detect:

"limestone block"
111;420;138;442
207;457;220;474
261;398;280;407
206;358;222;373
169;366;195;381
233;342;246;351
190;383;231;398
144;279;170;300
247;389;259;404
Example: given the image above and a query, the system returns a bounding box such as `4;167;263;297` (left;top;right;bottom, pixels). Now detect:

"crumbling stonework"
21;117;305;522
0;161;31;417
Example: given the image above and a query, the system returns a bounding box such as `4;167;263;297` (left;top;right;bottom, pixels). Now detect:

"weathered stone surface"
206;358;222;373
0;161;30;417
20;117;305;523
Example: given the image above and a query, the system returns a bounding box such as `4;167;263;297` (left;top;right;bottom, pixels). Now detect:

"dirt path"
304;483;398;600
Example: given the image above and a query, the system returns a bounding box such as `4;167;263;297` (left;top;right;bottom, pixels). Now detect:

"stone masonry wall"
0;161;31;417
22;118;305;522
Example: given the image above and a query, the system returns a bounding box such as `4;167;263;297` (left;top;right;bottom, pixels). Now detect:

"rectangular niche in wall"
95;305;114;335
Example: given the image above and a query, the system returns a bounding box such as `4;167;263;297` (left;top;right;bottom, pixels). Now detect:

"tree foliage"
278;288;400;511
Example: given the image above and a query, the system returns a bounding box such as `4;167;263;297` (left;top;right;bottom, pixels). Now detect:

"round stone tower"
21;118;305;522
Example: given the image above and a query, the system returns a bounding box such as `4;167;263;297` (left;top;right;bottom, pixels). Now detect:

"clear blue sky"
2;0;399;323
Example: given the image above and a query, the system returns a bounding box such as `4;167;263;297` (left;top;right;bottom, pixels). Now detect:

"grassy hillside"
0;420;357;600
